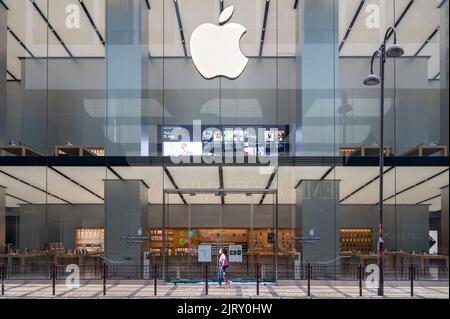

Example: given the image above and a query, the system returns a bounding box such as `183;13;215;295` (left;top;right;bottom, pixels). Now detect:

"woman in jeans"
217;248;231;288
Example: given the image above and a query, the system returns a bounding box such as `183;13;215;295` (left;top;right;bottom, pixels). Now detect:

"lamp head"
363;73;381;86
386;43;404;57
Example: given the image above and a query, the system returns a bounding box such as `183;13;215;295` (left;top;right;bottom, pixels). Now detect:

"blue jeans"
218;268;224;285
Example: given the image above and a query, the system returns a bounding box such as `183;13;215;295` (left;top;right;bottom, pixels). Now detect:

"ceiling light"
363;73;381;86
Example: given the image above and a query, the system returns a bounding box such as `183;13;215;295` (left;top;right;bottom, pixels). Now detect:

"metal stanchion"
256;263;260;296
307;263;311;297
103;262;107;296
358;264;363;297
410;264;415;297
205;264;209;296
51;263;56;296
154;264;158;296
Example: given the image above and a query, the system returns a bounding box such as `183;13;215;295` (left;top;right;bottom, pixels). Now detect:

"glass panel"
1;0;51;278
47;0;106;157
0;0;448;287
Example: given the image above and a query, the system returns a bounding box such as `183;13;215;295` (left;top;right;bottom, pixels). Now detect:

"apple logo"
190;6;248;80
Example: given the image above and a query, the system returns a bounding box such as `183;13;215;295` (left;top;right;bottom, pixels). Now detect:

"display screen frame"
159;125;289;156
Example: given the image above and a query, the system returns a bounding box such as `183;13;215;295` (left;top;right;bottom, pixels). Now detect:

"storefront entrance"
148;188;279;283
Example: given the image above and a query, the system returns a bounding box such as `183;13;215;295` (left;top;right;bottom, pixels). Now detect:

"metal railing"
164;263;276;283
0;262;448;297
1;262;448;282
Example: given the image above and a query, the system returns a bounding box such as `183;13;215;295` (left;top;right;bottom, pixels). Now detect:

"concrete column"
104;180;148;267
440;1;449;148
0;4;7;146
295;180;340;265
0;187;5;254
441;186;449;256
105;0;149;156
296;0;339;156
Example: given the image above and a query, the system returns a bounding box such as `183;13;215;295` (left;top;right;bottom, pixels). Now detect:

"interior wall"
0;5;6;146
47;59;106;154
5;81;21;142
440;0;449;149
17;59;48;153
340;204;430;253
441;186;449;255
148;204;294;228
157;58;296;126
339;57;441;155
11;204;103;251
12;58;106;154
5;56;442;156
429;211;441;253
0;187;5;253
10;203;430;253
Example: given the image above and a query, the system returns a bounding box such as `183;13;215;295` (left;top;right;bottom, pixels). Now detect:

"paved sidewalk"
0;282;448;299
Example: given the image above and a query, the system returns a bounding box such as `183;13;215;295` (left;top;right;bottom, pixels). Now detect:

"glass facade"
0;0;448;283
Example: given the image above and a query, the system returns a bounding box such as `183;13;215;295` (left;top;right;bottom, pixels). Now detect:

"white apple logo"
190;6;248;80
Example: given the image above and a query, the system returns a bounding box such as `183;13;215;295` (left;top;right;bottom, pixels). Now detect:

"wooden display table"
401;144;448;157
417;255;449;268
53;253;101;268
338;147;359;157
339;145;393;157
400;253;449;268
0;253;49;273
339;252;396;269
350;252;449;270
339;252;377;267
0;145;44;157
385;251;405;270
54;145;98;157
353;144;393;156
0;252;103;273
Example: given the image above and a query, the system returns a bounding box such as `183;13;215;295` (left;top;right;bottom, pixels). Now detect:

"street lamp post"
363;27;404;296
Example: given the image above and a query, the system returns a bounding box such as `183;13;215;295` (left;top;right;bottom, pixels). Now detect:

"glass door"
161;189;278;283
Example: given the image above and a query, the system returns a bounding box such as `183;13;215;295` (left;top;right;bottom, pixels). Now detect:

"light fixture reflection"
363;73;381;86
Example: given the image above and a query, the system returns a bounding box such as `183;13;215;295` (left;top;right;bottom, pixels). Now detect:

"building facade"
0;0;448;282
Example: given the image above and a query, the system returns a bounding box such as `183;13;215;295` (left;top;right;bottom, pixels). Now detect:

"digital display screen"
163;142;203;156
160;125;289;156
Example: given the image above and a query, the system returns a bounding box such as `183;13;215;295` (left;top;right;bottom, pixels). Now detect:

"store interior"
0;165;448;281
